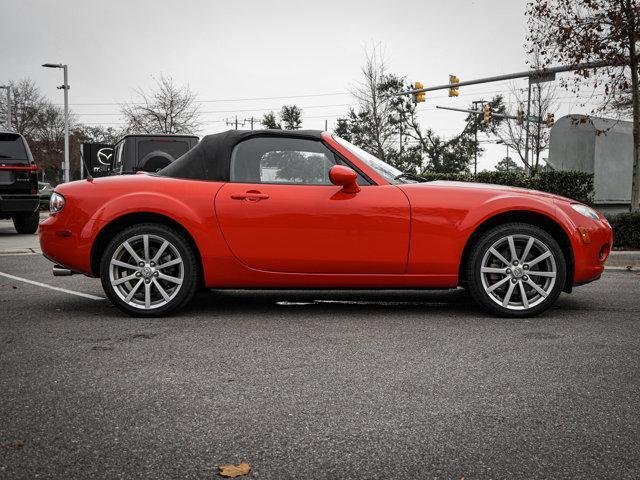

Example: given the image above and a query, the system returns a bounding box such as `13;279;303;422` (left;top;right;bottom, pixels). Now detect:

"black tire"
466;222;566;318
100;223;198;317
13;210;39;234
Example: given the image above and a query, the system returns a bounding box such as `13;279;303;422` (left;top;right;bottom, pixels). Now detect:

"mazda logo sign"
97;147;114;166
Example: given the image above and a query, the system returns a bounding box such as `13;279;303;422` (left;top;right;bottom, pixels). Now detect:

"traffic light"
413;82;425;103
516;107;525;126
448;75;459;97
547;112;555;128
483;104;492;124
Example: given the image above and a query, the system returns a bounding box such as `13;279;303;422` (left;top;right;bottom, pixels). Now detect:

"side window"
231;137;337;185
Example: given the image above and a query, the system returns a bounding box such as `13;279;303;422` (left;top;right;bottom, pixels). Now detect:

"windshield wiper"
394;172;426;183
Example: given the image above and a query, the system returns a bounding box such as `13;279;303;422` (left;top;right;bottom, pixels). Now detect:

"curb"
605;251;640;270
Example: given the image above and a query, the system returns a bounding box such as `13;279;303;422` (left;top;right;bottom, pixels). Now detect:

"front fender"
458;194;574;239
406;189;576;277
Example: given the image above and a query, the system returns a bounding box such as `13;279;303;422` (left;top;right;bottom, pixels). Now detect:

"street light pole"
62;65;69;184
42;63;70;184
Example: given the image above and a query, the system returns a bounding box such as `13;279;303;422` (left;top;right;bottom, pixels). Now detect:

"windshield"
332;135;406;184
0;133;29;163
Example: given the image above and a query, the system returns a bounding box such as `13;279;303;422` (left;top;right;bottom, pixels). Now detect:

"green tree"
261;111;281;129
280;105;302;130
495;156;524;173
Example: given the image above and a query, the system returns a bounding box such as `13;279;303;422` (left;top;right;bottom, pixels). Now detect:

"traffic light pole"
434;105;545;124
399;59;619;97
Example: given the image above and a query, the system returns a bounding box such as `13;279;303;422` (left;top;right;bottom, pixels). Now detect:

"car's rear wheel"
13;211;39;234
467;223;566;317
100;224;198;317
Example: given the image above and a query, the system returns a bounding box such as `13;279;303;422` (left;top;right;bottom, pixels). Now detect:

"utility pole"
471;100;485;175
226;116;244;130
523;80;532;174
243;117;257;130
325;119;328;131
0;85;11;130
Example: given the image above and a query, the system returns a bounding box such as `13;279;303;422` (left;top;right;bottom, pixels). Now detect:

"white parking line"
0;271;105;300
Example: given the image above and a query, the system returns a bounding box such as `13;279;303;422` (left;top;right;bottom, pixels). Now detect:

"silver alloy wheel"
480;234;557;311
108;234;184;310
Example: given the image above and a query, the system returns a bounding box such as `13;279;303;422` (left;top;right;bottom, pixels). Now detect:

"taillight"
50;192;65;214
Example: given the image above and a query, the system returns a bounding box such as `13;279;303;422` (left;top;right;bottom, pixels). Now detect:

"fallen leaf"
218;462;251;478
0;440;24;449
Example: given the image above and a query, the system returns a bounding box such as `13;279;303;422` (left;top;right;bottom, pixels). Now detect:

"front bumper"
571;218;613;284
0;194;39;215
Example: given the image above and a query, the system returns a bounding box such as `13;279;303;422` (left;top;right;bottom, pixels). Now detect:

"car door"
215;136;410;274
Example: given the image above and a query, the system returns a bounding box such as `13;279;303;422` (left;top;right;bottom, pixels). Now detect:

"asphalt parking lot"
1;239;640;479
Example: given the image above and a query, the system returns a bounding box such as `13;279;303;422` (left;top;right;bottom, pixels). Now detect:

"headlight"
50;192;65;214
571;203;600;221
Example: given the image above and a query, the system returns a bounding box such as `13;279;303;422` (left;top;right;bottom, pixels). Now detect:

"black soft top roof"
158;129;324;182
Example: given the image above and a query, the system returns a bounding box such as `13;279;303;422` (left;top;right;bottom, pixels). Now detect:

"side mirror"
329;165;360;193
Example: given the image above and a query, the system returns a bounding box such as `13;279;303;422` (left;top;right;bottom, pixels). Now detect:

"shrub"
419;170;594;204
528;171;594;205
420;173;472;183
607;212;640;249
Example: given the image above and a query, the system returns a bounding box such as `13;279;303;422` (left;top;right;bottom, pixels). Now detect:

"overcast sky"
1;0;599;170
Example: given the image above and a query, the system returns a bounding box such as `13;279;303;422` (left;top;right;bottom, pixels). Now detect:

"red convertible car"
40;130;612;317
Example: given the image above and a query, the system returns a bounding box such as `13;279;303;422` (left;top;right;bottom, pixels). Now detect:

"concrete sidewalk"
0;213;45;255
1;216;639;269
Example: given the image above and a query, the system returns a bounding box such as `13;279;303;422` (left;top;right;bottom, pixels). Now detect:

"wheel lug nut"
150;262;155;267
512;278;518;284
523;275;528;281
153;271;159;277
513;260;519;266
136;272;141;277
506;268;512;274
523;264;529;270
145;279;150;284
139;262;144;267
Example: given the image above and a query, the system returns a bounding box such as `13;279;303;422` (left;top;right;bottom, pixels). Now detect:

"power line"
54;91;351;106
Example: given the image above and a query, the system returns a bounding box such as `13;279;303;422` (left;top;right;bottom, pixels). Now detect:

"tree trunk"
630;13;640;212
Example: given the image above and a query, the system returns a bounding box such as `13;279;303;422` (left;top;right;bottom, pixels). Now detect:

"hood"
421;180;575;204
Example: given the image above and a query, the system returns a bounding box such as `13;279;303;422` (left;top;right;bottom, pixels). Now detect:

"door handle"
230;191;270;201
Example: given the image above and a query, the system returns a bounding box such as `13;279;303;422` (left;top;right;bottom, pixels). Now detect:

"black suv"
0;132;40;234
111;134;199;174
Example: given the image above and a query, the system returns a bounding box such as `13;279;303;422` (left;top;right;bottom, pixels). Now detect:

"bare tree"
0;79;47;137
121;74;201;134
526;0;640;210
349;45;397;161
497;80;557;172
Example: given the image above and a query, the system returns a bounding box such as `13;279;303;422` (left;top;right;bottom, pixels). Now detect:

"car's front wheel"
100;224;198;317
467;223;566;317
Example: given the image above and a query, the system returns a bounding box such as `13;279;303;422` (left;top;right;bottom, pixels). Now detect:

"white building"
548;114;633;214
